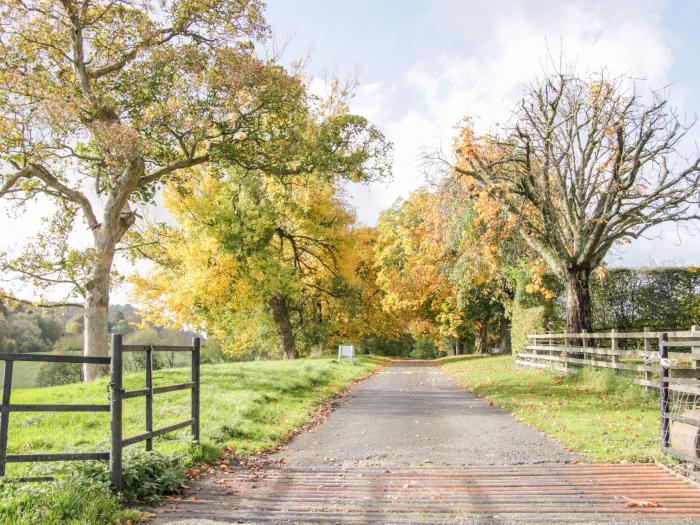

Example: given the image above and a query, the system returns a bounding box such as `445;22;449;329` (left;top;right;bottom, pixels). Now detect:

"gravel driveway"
278;360;578;467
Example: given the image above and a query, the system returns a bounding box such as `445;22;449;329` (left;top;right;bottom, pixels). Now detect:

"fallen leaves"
622;496;660;508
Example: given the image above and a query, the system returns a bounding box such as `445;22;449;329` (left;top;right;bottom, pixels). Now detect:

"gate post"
191;337;200;444
0;360;14;477
659;332;670;450
110;333;124;490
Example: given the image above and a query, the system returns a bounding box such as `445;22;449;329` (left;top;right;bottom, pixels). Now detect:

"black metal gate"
0;333;200;488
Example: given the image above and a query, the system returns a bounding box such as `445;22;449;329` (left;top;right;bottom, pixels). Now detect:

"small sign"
338;344;354;364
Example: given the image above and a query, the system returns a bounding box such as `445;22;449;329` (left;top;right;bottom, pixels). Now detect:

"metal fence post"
659;332;670;450
692;325;700;370
110;333;124;490
0;361;14;477
192;337;200;444
145;345;153;452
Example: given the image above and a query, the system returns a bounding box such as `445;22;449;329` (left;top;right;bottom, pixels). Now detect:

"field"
441;355;660;462
10;361;40;388
3;355;387;479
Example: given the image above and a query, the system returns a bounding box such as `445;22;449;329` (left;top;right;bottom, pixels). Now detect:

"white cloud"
345;1;697;267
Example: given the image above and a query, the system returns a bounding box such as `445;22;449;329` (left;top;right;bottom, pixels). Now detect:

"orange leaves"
623;496;660;508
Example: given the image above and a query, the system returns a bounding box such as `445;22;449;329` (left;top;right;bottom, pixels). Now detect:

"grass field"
11;361;40;388
441;355;659;462
3;355;387;478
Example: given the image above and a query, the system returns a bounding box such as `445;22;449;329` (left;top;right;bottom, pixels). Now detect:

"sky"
3;0;700;303
264;0;700;268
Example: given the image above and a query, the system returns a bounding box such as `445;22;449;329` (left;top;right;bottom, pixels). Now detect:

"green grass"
1;355;387;523
441;355;659;463
11;361;40;389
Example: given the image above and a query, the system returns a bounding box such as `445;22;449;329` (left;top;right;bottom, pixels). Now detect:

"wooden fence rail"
0;334;200;488
518;327;700;390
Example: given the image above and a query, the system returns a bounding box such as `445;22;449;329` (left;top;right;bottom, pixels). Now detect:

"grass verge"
1;355;387;523
441;355;659;463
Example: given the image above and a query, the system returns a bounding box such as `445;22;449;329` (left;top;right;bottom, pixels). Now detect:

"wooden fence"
0;333;200;488
517;327;700;390
518;328;700;464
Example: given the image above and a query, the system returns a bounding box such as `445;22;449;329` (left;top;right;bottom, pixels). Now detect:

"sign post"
338;344;354;364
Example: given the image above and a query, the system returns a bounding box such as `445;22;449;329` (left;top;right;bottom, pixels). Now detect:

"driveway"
153;361;700;524
280;361;577;467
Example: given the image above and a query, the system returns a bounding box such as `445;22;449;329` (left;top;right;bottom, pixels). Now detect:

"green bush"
71;449;185;503
35;361;82;387
358;334;412;357
52;334;82;353
201;338;230;364
510;303;545;355
409;336;442;359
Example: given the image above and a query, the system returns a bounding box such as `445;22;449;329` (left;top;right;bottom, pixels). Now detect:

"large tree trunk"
269;293;297;359
83;257;113;381
565;266;593;334
474;323;488;354
497;314;512;354
82;194;136;381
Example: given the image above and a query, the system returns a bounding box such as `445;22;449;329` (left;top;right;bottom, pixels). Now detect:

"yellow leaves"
524;261;555;299
592;266;607;281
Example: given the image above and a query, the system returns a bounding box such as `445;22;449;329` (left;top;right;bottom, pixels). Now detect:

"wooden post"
692;325;700;370
0;360;13;477
145;345;153;452
611;329;619;369
559;337;569;374
644;327;652;391
191;337;200;444
659;332;670;450
110;333;124;490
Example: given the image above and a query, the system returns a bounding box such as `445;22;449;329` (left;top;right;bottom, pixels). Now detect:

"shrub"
358;333;413;357
52;334;82;353
35;361;82;387
201;338;230;364
71;449;185;503
410;336;442;359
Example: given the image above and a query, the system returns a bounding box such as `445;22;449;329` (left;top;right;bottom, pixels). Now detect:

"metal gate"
0;333;201;488
659;332;700;464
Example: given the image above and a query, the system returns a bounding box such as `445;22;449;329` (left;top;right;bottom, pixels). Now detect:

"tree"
132;172;373;359
451;68;700;333
131;83;391;359
0;0;309;379
374;181;524;355
374;190;461;344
